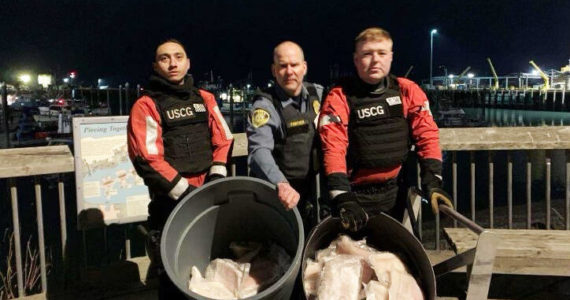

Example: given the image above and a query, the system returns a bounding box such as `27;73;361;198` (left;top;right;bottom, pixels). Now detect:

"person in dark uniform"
318;27;453;232
247;41;325;231
127;39;233;299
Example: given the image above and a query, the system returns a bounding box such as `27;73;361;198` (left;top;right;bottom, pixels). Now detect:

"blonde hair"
354;27;392;51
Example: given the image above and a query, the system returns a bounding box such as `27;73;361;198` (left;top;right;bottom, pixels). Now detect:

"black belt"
351;178;397;195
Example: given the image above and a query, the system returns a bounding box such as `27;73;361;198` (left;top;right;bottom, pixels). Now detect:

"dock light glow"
38;74;52;87
18;74;31;83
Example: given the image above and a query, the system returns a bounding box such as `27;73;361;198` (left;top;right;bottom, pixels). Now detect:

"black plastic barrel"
161;176;305;299
302;215;436;300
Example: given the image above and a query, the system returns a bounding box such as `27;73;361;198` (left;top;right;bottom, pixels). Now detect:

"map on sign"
73;116;150;229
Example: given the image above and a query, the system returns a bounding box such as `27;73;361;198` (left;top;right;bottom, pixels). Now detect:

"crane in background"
456;66;472;81
404;65;414;78
486;58;499;90
529;60;550;91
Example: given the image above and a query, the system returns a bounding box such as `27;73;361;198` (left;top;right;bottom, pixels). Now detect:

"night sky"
1;0;569;86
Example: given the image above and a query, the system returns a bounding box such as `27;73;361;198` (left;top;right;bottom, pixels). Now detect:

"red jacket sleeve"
127;96;186;197
318;87;350;176
200;90;234;165
398;78;442;161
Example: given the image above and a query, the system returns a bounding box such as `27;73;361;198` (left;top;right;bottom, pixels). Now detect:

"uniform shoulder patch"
251;108;270;128
312;100;321;114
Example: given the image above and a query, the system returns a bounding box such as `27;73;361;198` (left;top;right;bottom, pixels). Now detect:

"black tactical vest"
344;76;410;170
256;84;321;180
151;89;213;175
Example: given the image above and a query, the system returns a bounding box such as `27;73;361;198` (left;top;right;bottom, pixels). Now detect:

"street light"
429;29;437;88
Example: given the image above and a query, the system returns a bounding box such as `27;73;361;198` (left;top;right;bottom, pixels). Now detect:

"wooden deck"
444;227;570;276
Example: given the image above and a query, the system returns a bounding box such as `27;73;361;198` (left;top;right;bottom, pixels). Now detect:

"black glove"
419;158;453;214
427;187;454;214
335;192;369;232
207;173;225;183
319;204;332;221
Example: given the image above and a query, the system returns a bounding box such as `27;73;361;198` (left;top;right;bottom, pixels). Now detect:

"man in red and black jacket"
318;27;453;232
127;39;233;298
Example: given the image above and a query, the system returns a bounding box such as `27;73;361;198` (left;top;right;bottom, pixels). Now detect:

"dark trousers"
289;177;319;235
146;195;187;299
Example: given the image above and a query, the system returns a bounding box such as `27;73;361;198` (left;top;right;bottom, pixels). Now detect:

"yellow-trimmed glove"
427;187;454;214
335;192;369;232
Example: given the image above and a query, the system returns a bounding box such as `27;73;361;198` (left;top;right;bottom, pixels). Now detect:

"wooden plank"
443;228;570;276
231;133;248;158
443;228;478;254
439;126;570;151
0;145;74;178
231;127;570;159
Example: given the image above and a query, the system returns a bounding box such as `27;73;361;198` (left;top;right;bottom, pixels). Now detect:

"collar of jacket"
146;74;196;99
274;84;305;107
355;76;389;95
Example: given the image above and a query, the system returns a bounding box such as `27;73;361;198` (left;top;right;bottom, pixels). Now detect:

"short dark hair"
155;38;187;59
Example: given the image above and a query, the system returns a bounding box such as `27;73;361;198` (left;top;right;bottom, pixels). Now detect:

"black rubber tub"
161;176;305;299
302;215;436;300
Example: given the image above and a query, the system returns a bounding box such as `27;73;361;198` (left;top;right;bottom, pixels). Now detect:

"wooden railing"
0;145;74;298
2;126;570;298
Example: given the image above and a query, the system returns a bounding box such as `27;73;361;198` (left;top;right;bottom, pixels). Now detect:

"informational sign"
73;116;150;229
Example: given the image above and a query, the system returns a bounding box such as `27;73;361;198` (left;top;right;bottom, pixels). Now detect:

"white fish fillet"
316;245;337;263
364;280;389;300
303;235;424;300
205;258;249;294
335;235;377;284
335;235;377;257
237;272;259;299
189;266;236;299
190;242;291;299
303;258;322;296
367;252;408;285
317;255;362;300
388;270;424;300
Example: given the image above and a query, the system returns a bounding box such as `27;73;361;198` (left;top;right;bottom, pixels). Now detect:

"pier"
427;88;570;112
